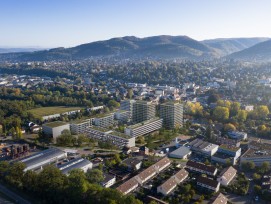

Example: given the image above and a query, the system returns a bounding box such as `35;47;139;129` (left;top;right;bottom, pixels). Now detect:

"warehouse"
20;148;67;172
58;157;93;175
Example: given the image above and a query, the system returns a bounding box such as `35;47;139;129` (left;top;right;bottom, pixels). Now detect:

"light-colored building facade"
169;146;191;159
94;113;114;128
217;166;237;186
160;102;183;129
114;110;130;123
85;126;135;147
70;119;91;134
132;101;156;123
58;158;93;175
42;121;70;140
124;117;163;137
197;176;220;192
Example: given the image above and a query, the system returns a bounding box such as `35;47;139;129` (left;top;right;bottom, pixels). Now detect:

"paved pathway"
0;183;31;204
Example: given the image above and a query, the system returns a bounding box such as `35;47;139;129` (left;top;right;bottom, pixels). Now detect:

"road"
0;183;31;204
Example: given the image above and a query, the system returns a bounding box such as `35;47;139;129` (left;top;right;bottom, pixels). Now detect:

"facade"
42;121;70;140
157;169;188;195
217;166;237;186
85;126;135;147
132;101;156;123
101;173;116;188
197;176;220;192
160;102;183;129
124;118;163;137
120;99;135;118
114;110;130;123
94;113;114;128
58;158;93;175
186;160;217;176
169;146;191;159
20;148;67;172
70;119;91;134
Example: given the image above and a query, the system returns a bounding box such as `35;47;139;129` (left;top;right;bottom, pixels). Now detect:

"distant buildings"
120;99;135;117
42;121;70;140
124;117;163;137
160;102;183;129
227;131;247;140
188;139;219;156
132;101;156;123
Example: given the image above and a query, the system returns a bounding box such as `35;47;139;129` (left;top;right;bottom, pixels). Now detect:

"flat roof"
43;121;68;128
70;119;90;124
127;117;161;130
59;158;92;175
88;126;130;139
95;112;114;118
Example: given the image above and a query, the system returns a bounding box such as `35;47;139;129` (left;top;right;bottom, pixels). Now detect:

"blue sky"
1;0;271;47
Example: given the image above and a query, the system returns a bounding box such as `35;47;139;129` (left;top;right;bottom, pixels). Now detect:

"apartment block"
132;101;156;123
160;102;183;129
70;119;91;134
125;117;163;137
94;113;114;128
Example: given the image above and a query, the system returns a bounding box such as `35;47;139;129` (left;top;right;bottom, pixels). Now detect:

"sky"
1;0;271;48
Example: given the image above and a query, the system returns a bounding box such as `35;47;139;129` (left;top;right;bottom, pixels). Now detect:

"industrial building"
124;117;163;137
188;139;219;156
58;157;93;175
132;101;156;123
169;146;191;159
42;121;70;140
160;102;183;129
94;113;114;128
70;119;91;134
85;126;135;147
20;148;67;172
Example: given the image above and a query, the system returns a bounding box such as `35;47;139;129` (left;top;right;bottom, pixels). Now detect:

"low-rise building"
197;176;220;192
209;193;228;204
216;136;240;147
157;169;188;195
85;126;135;148
188;139;219;156
116;177;139;195
228;131;247;140
211;145;241;165
58;158;93;175
101;173;116;188
20;148;67;172
217;166;237;186
70;119;91;134
169;146;191;159
124;118;163;137
42;121;70;140
122;157;142;172
186;160;217;176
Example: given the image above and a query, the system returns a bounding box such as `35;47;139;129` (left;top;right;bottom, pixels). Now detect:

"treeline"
0;161;142;204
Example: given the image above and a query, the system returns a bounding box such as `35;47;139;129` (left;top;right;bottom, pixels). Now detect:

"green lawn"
28;106;83;118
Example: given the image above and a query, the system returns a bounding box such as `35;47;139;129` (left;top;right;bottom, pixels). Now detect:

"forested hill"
0;35;220;61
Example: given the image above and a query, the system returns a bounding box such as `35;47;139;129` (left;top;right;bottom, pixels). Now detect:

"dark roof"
101;173;115;185
186;160;217;174
197;176;219;188
122;157;142;167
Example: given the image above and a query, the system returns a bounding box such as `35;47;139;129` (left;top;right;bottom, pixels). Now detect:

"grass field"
28;106;83;118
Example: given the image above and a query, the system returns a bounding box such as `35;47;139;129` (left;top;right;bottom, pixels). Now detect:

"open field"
28;106;83;118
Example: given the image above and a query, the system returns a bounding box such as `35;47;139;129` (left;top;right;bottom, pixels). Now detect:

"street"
0;183;31;204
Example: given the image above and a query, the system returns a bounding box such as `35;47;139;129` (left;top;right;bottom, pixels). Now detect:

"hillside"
202;37;269;56
228;39;271;61
0;35;220;61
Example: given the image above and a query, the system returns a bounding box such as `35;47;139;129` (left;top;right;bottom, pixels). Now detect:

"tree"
77;134;88;147
259;161;270;174
230;102;240;117
254;185;262;194
207;94;220;104
241;161;255;171
5;162;26;188
86;169;104;184
127;89;133;99
224;123;236;132
213;106;229;121
56;129;76;146
67;169;89;203
237;110;248;122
